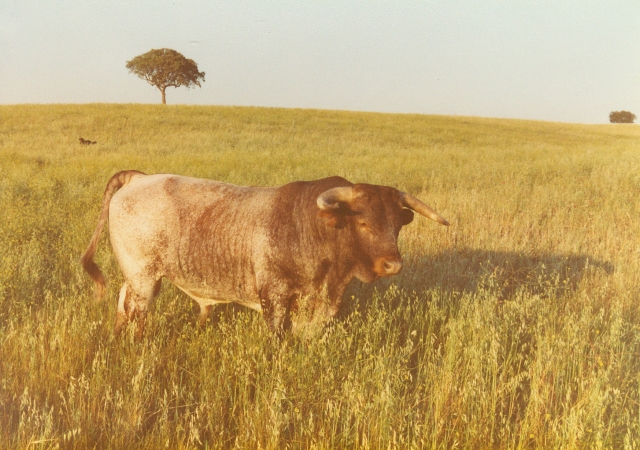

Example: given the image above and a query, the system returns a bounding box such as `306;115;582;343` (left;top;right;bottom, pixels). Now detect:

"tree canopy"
126;48;205;104
609;111;636;124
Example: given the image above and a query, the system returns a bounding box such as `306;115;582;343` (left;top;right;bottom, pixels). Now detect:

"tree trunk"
161;87;166;104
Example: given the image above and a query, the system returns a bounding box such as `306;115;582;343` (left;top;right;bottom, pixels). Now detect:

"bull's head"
317;184;449;282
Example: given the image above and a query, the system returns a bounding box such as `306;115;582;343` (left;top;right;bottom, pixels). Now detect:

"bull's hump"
295;176;352;191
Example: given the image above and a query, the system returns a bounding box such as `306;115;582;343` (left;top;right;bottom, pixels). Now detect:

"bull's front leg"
258;284;295;335
299;278;347;325
288;292;342;336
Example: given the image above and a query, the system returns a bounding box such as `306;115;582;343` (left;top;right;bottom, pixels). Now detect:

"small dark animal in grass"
81;171;450;337
79;137;97;145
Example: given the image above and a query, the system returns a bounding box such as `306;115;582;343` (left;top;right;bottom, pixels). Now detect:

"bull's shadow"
193;248;614;325
344;247;614;304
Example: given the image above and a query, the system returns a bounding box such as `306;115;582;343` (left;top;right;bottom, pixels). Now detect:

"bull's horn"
317;186;355;210
401;192;450;226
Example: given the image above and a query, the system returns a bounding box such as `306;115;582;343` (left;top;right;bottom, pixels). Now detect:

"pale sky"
1;1;639;123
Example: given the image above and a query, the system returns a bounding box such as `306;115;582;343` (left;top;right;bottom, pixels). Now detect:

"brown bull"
81;171;449;336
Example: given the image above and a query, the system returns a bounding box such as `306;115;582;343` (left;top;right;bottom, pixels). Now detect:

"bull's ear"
401;208;414;226
317;186;355;228
319;210;348;228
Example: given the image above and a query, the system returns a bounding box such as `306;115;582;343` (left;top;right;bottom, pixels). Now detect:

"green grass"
1;104;640;449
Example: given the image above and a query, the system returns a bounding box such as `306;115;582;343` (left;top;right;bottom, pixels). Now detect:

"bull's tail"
80;170;145;300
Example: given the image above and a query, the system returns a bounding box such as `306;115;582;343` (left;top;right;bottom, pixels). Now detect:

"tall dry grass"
1;104;640;448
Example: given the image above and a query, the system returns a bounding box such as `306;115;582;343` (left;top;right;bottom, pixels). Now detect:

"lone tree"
126;48;205;104
609;111;636;124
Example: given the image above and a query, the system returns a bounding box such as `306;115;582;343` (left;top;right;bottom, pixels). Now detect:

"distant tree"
126;48;205;104
609;111;636;124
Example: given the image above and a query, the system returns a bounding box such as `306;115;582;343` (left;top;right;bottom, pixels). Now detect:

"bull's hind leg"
115;279;161;338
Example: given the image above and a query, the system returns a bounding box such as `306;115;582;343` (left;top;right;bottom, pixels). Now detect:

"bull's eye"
358;221;373;234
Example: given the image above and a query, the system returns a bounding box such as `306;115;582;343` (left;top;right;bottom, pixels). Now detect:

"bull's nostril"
382;260;402;274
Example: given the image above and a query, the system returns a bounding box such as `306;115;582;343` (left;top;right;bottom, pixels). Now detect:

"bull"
81;171;449;336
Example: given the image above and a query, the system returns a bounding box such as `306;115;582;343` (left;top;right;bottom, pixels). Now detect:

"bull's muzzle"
374;257;403;277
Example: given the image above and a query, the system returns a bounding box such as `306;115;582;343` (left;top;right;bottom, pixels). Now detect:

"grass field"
1;104;640;449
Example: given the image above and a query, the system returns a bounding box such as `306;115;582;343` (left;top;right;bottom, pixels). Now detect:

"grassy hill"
1;104;640;448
